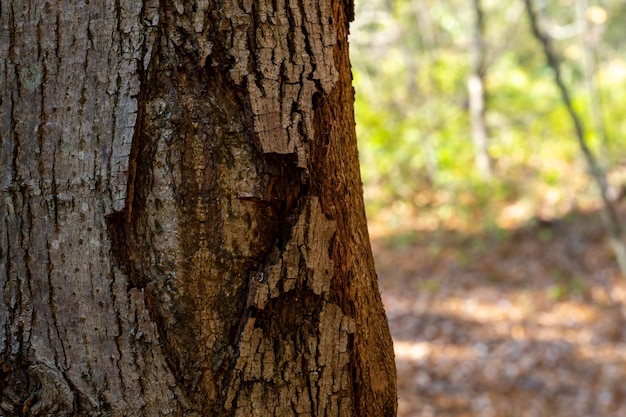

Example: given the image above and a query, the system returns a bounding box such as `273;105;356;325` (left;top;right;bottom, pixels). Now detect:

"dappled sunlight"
428;295;529;323
498;199;535;229
372;201;626;416
350;0;626;414
394;341;432;361
394;340;482;363
535;302;598;326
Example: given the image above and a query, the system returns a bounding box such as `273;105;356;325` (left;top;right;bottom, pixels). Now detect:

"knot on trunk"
0;362;74;416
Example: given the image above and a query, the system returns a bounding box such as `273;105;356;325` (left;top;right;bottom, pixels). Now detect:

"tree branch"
523;0;626;278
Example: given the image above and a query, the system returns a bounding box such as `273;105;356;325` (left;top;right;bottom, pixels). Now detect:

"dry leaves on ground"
373;206;626;417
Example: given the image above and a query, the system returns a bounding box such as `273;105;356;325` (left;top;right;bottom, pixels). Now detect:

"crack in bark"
222;0;338;166
224;197;356;416
1;1;396;415
2;1;185;415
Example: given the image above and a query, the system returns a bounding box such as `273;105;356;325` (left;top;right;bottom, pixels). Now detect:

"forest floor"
371;200;626;417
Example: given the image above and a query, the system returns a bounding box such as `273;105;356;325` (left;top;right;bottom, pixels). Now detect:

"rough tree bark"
0;0;397;416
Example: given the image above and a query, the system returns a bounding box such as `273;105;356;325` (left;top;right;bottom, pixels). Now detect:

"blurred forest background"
350;0;626;415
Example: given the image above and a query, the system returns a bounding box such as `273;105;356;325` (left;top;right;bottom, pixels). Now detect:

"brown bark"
1;0;396;416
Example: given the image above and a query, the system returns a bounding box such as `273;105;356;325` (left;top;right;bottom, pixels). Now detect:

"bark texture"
1;0;396;416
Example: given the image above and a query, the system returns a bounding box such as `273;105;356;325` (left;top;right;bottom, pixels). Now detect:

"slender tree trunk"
524;0;626;279
575;0;610;166
0;1;397;416
468;0;492;180
412;1;439;182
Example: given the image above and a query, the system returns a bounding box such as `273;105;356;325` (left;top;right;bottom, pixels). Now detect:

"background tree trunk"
524;0;626;279
0;0;397;416
468;0;492;179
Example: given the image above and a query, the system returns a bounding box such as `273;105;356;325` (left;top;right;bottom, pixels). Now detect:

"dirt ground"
372;206;626;417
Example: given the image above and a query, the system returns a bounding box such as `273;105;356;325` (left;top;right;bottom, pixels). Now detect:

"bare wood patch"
222;0;339;165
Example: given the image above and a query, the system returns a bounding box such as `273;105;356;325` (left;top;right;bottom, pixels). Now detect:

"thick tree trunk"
0;1;397;416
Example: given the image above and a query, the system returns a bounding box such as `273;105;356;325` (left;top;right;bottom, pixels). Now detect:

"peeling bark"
0;0;397;416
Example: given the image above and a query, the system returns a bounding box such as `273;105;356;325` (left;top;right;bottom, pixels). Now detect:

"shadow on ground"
373;205;626;417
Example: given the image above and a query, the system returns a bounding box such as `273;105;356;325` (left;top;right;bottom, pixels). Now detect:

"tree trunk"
575;0;610;166
0;0;397;416
468;0;492;179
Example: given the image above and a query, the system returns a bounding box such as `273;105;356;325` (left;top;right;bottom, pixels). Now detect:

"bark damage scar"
223;0;338;166
249;197;335;310
109;0;159;212
226;197;356;416
226;303;356;416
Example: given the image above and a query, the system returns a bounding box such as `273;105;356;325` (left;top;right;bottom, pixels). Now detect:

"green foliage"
352;0;626;229
547;276;585;301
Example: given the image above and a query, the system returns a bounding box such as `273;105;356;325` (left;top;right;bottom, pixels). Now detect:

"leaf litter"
372;202;626;417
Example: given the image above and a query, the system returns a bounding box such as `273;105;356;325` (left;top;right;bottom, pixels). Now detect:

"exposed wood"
0;0;397;415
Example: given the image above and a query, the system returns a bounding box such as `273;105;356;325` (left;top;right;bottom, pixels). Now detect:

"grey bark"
468;0;492;179
0;0;397;416
575;0;610;166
